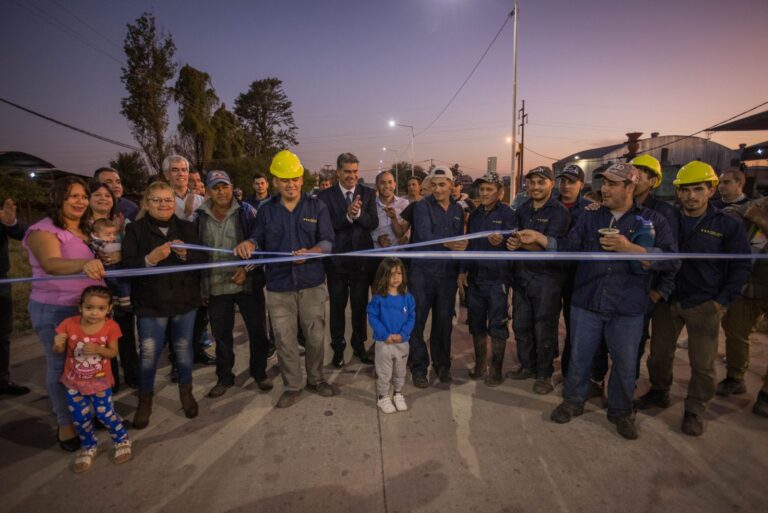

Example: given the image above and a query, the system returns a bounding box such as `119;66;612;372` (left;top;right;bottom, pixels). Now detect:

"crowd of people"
1;149;767;472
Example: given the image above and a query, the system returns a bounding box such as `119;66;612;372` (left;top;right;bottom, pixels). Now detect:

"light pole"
388;120;416;177
382;146;400;193
509;1;519;204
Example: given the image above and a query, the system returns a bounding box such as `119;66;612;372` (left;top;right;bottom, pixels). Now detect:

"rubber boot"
469;334;488;380
485;337;506;387
133;391;153;429
179;384;199;419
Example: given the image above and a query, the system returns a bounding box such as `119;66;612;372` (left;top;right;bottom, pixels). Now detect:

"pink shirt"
22;217;103;306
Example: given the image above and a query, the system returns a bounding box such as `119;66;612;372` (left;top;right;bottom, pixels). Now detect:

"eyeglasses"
148;197;174;205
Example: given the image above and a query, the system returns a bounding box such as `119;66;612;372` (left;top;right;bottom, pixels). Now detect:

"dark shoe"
485;337;506;387
332;350;345;369
0;381;31;396
550;401;584;424
207;382;231;398
753;391;768;418
169;365;179;384
588;380;604;399
306;382;336;397
276;390;301;408
354;350;373;365
716;377;747;397
255;377;274;391
506;367;535;380
533;378;554;395
57;428;81;452
681;411;704;437
179;384;199;419
608;414;639;440
469;334;488;380
125;379;139;390
194;351;216;365
634;389;670;410
266;342;277;360
437;368;452;384
133;391;153;429
412;374;429;389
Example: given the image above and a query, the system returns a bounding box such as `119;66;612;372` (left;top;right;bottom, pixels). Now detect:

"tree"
388;161;425;196
234;78;298;159
120;12;177;174
211;104;245;159
110;151;150;201
174;65;219;171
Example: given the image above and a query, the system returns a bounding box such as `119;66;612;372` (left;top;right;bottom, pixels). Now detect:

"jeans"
208;292;268;385
28;299;79;426
137;309;196;392
563;306;644;417
327;265;371;355
113;306;139;386
409;273;458;376
466;282;510;340
512;281;562;379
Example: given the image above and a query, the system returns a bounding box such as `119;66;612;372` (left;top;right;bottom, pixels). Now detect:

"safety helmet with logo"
630;154;663;188
672;161;719;187
270;150;304;179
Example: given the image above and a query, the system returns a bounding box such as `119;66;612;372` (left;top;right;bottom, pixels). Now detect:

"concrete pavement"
1;306;767;513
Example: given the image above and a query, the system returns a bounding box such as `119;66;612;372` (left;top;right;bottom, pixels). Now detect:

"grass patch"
8;239;32;334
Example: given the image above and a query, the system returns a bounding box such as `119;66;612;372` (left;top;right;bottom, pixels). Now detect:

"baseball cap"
428;166;454;182
557;164;585;182
601;162;639;184
206;170;232;188
525;166;554;181
474;170;503;187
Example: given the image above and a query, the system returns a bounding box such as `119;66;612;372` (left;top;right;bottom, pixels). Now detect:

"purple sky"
2;0;767;182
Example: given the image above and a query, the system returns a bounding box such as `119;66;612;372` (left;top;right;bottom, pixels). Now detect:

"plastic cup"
598;228;619;236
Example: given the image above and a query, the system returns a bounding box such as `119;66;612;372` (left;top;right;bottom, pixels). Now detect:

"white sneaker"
392;393;408;412
377;396;396;414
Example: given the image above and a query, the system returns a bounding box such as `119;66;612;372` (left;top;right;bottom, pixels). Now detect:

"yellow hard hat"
673;161;719;187
630;154;662;188
270;150;304;179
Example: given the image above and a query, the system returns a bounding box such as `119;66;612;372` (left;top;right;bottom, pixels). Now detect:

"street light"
388;120;415;177
383;146;400;193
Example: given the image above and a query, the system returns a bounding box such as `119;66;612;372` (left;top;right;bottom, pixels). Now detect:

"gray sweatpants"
375;342;410;397
266;284;328;392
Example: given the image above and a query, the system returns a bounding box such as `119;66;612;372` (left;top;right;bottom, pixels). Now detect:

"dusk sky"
2;0;767;182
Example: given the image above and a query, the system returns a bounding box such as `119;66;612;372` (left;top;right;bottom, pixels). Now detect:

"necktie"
346;191;352;206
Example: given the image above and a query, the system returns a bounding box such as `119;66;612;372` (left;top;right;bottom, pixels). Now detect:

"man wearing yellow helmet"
234;150;337;408
637;161;751;436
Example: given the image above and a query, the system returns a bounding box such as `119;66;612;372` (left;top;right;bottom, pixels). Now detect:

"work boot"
533;378;554;395
608;414;639;440
276;390;301;408
485;337;507;387
716;377;747;397
681;411;704;437
179;384;199;419
753;391;768;418
550;401;584;424
133;391;153;429
469;334;488;380
634;389;670;410
506;367;535;380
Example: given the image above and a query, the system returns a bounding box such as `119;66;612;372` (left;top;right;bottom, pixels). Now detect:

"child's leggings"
66;388;129;449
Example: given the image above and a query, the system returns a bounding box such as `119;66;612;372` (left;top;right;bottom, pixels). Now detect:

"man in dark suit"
318;153;379;367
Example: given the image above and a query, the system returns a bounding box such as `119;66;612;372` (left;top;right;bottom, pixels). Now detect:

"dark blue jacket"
552;203;678;315
641;195;680;300
247;193;334;292
559;196;593;231
672;205;751;308
513;196;570;288
317;183;378;272
1;220;27;280
463;201;517;285
410;195;465;278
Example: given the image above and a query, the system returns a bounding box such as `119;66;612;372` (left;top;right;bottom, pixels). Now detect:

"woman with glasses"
121;181;207;429
23;176;106;452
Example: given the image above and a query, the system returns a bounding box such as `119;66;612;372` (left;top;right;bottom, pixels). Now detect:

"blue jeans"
409;273;458;375
28;300;79;426
137;309;196;392
564;306;644;417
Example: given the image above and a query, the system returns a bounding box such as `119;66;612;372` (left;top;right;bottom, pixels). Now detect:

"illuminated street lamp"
388;120;415;176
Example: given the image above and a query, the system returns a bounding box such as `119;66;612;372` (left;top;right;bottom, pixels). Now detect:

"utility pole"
517;99;528;193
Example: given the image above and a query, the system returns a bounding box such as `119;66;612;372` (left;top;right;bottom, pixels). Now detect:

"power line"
416;11;514;136
0;97;142;151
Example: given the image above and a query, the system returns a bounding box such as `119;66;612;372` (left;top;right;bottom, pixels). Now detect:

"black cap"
557;164;584;182
525;166;554;181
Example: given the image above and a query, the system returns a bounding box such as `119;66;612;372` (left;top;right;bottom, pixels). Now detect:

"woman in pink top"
23;176;105;452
